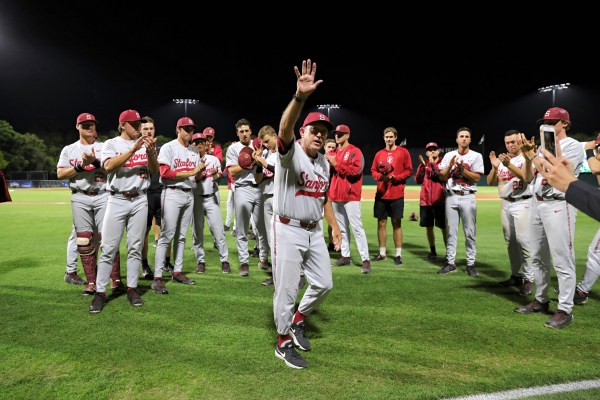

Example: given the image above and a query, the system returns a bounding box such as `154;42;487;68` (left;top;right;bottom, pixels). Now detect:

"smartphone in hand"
539;124;557;157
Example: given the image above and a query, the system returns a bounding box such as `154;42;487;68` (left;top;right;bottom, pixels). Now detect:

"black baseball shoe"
127;288;144;307
437;263;456;274
466;265;479;278
514;300;550;314
290;321;311;351
497;275;523;287
275;341;307;369
89;292;106;314
544;310;573;329
173;272;196;285
151;278;169;294
64;272;86;285
394;256;403;265
142;264;154;280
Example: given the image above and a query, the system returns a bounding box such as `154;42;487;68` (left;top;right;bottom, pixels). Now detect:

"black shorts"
419;204;446;229
374;197;404;220
147;191;162;227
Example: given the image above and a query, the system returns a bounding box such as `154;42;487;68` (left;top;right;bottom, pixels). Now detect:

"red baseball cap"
537;107;570;123
119;110;147;124
302;112;334;131
76;113;98;124
425;142;439;150
203;127;216;137
176;117;197;129
191;132;207;142
332;124;351;135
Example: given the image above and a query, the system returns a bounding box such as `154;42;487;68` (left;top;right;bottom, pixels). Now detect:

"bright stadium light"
538;83;569;107
173;98;198;116
317;104;340;118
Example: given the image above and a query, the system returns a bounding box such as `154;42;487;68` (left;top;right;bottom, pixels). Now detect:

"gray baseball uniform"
576;228;600;295
495;154;534;282
225;142;268;269
192;153;228;263
154;139;200;277
440;149;484;266
529;136;584;314
272;140;332;336
96;136;152;293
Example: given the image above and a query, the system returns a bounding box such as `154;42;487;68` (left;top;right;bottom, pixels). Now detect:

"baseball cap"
191;132;207;142
203;127;216;137
537;107;570;123
332;124;351;135
425;142;439;150
76;113;98;124
176;117;197;129
302;112;334;131
119;109;147;124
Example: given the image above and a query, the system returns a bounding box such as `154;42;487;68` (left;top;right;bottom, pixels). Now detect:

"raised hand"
489;151;500;168
294;59;323;99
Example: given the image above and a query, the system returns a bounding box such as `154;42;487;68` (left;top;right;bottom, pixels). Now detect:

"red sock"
278;334;292;346
292;310;305;325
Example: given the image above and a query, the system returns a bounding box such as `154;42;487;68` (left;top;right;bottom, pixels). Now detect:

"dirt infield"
362;188;498;201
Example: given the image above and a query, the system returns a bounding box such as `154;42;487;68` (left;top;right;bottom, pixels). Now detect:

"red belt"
277;215;318;230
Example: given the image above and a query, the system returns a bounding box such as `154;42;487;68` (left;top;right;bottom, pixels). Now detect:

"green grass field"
1;186;599;400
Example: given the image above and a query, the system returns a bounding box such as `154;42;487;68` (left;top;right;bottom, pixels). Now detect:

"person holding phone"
514;107;584;330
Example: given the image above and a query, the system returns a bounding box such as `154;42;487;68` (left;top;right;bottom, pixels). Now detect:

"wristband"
92;159;101;169
586;149;596;160
292;94;305;103
74;163;85;172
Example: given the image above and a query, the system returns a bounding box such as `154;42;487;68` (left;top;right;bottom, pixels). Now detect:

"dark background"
2;3;599;164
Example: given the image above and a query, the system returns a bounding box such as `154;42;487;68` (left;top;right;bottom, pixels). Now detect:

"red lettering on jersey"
174;158;197;169
295;171;327;197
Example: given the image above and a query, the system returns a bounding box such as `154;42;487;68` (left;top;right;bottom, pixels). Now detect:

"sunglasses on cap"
192;139;206;145
128;121;142;130
80;122;96;130
542;119;561;126
180;126;195;133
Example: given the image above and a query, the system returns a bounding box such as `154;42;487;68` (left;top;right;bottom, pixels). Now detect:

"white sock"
379;247;386;256
395;248;402;257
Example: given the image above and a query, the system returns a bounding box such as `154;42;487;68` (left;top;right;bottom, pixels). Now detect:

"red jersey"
370;146;413;200
209;144;223;163
414;158;446;206
329;143;364;202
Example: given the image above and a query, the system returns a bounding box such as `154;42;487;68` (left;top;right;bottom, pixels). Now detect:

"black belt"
166;186;192;192
450;190;475;196
264;193;274;199
505;195;532;203
72;189;102;196
110;190;147;198
277;215;318;230
199;193;215;198
535;195;563;202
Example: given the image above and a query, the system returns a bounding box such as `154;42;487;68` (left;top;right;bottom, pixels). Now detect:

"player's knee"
76;232;95;255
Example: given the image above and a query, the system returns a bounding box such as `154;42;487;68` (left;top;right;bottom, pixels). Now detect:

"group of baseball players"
58;59;599;369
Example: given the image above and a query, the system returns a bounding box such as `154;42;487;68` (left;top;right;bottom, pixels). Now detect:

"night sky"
2;3;600;161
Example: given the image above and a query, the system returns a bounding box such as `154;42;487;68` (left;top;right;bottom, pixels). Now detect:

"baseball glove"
377;161;394;175
238;146;255;170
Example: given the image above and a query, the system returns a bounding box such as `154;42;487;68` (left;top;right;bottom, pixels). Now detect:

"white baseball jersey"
260;149;276;196
57;141;106;192
532;137;584;199
226;141;258;187
193;154;222;195
101;137;151;192
158;140;200;189
496;154;531;199
273;141;329;221
440;149;484;192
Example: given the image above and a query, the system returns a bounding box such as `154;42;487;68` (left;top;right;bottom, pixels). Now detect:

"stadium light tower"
317;104;340;118
173;98;198;116
538;83;569;107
